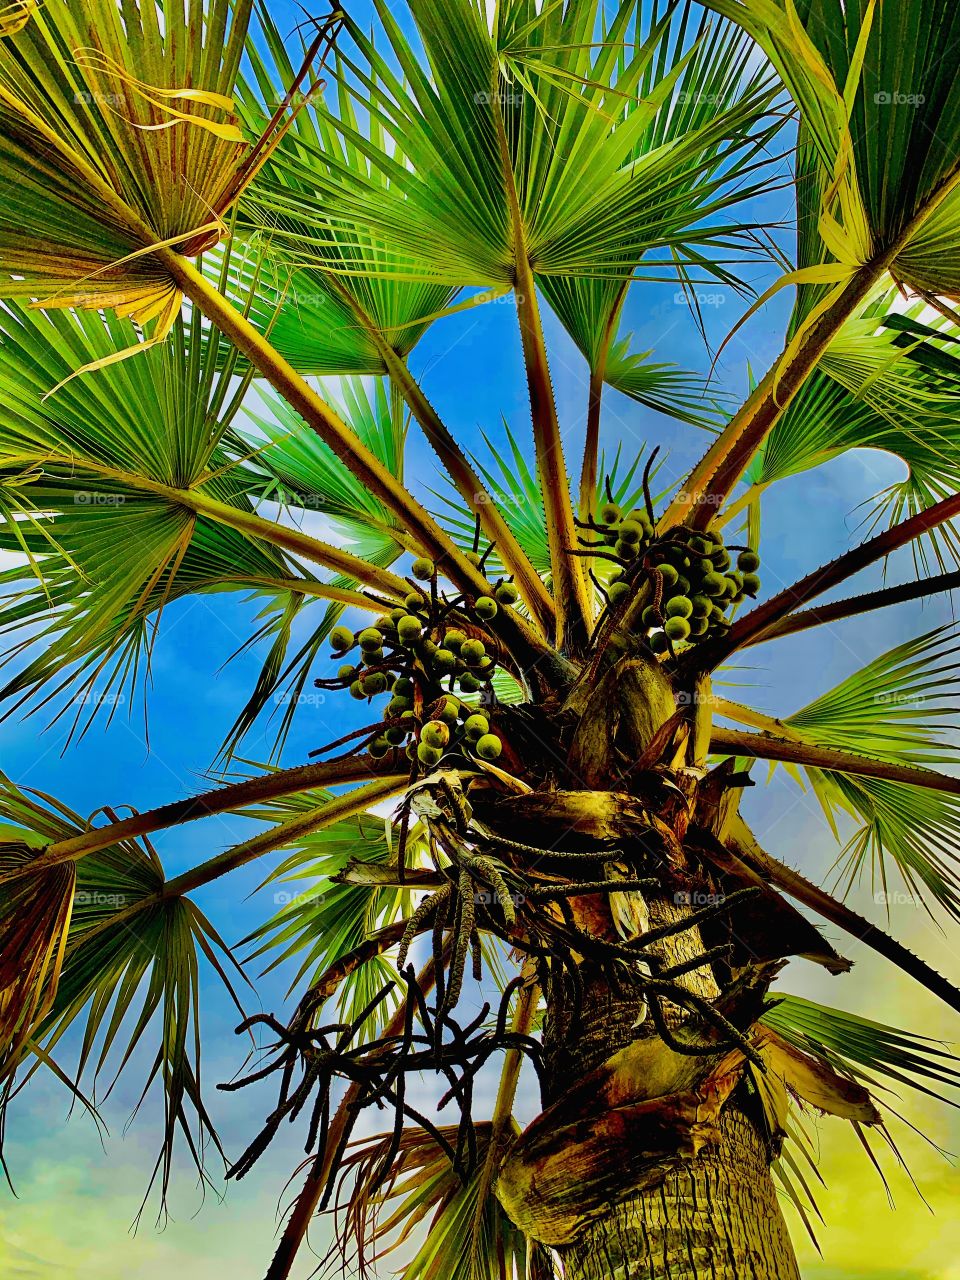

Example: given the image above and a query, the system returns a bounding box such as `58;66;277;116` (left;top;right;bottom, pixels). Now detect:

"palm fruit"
474;734;502;760
458;672;482;693
742;572;761;596
360;671;387;696
664;616;691;642
404;592;425;612
618;520;642;544
359;627;383;651
433;647;456;673
463;713;489;741
461;639;486;666
421;720;450;749
374;615;396;635
368;736;390;758
361;647;384;666
444;629;467;652
702;571;726;598
600;502;621;524
337;663;357;681
657;563;680;588
330;625;354;652
649;630;669;653
417;741;443;767
690;594;711;617
607;581;630;606
495;582;519;605
665;595;693;619
689;615;710;637
385;724;408;745
349;680;367;700
464;550;482;567
737;550;760;573
393;676;414;697
390;607;408;623
474;596;498;620
397;615;423;644
436;696;461;723
411;557;434;580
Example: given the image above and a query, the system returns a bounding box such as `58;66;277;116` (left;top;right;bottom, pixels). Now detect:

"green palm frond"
763;993;960;1106
0;0;254;327
721;627;960;917
240;788;413;1036
0;775;247;1215
744;293;960;564
330;1121;527;1280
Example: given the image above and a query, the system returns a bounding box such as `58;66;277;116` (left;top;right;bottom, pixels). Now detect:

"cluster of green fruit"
324;557;514;767
594;504;760;651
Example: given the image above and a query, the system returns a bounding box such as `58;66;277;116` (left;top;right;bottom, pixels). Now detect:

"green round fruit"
463;713;489;741
361;672;387;696
361;648;384;667
495;582;519;605
474;595;498;620
689;615;709;637
607;581;630;605
737;550;760;573
464;550;482;567
690;594;711;617
665;595;693;619
437;696;461;723
330;625;354;652
404;591;425;612
368;736;390;758
649;630;669;653
421;720;450;749
618;520;641;544
385;725;408;745
390;607;408;623
676;575;691;595
393;676;414;697
474;733;502;761
614;539;637;561
433;648;456;672
697;557;715;577
411;557;434;581
417;741;443;767
337;663;357;681
664;616;691;642
374;615;396;634
742;572;761;596
458;673;481;693
600;502;621;524
349;680;366;700
712;548;731;570
397;615;423;644
657;563;679;587
386;696;412;717
444;629;466;652
461;639;486;666
359;627;383;651
702;572;726;598
641;605;661;628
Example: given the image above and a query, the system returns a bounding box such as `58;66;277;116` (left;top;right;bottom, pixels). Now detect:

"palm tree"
1;0;960;1276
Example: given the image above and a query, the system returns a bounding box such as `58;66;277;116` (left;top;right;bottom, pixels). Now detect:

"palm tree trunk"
539;896;800;1280
559;1105;799;1280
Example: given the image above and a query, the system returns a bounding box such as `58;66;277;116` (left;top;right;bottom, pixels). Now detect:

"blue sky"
1;3;959;1278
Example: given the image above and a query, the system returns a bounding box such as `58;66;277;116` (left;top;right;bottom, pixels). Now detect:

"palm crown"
1;1;960;1277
